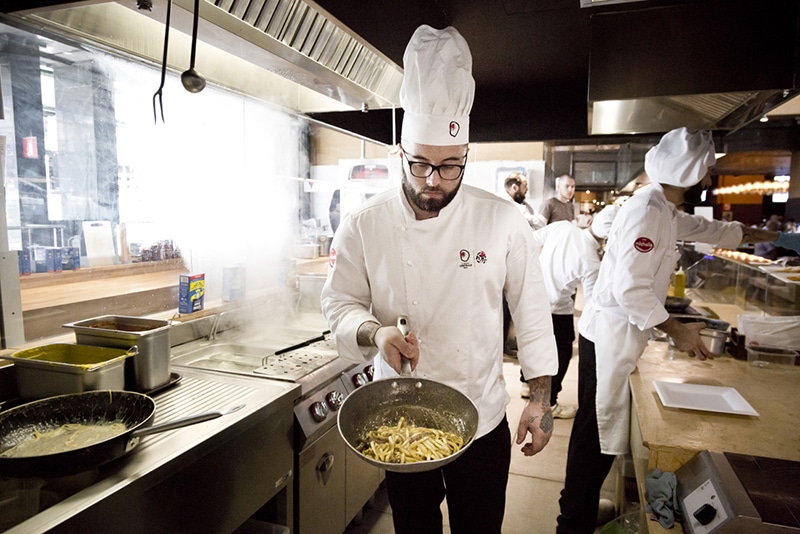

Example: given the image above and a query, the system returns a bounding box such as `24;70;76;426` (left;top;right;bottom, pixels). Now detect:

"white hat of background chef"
644;127;716;188
590;204;619;239
400;25;475;146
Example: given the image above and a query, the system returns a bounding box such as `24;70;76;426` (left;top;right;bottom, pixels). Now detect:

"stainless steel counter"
5;369;300;533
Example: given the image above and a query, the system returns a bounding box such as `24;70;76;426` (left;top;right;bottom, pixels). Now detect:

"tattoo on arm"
527;376;551;405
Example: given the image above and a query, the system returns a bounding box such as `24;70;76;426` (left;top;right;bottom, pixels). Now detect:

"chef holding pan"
321;24;557;534
557;127;800;534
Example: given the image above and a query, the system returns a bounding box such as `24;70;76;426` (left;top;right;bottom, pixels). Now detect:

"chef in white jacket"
521;205;618;415
321;25;557;534
557;127;797;534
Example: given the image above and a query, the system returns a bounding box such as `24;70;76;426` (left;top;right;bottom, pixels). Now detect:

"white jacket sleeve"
676;211;743;249
320;214;379;363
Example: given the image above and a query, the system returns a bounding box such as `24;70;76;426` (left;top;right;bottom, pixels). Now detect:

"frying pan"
0;390;243;478
337;317;479;473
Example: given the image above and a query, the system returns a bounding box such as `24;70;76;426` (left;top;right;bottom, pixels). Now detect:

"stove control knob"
309;400;329;422
351;372;368;388
326;390;345;410
364;365;375;381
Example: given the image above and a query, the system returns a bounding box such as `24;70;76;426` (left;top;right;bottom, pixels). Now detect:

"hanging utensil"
181;0;206;93
152;0;173;123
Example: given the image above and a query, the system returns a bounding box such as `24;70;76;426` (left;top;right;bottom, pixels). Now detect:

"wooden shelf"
20;259;189;341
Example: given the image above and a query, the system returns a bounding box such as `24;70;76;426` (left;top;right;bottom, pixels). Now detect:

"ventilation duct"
12;0;403;113
588;0;800;135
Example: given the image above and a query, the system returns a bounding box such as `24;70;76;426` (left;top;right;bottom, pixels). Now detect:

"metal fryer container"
1;343;133;400
63;316;171;392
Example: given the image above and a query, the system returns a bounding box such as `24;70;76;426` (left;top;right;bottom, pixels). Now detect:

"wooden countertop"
631;342;800;468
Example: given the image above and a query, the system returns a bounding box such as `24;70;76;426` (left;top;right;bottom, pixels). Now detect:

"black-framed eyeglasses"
401;149;466;181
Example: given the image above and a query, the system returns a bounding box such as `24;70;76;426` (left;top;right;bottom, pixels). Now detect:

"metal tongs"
397;316;414;377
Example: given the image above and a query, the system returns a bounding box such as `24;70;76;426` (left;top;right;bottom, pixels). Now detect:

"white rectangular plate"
653;381;759;416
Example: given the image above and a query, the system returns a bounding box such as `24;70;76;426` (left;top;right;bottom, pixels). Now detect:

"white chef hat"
591;204;619;239
644;127;716;188
400;25;475;146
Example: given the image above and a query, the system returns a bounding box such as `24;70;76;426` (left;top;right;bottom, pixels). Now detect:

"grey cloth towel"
645;468;682;529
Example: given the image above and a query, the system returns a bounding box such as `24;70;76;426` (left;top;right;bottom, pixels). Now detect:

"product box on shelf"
179;273;205;313
61;246;81;270
17;248;31;275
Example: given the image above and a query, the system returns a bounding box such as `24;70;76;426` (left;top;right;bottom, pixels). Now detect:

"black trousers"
556;335;616;534
550;313;575;406
519;314;575;406
385;416;511;534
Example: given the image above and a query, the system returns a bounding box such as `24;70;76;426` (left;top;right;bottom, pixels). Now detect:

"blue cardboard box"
31;246;54;273
18;249;31;275
179;273;205;313
61;247;81;270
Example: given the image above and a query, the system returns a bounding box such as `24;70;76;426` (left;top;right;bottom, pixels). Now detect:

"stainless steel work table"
4;369;300;534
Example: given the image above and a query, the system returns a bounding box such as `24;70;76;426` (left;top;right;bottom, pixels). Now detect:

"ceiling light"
760;115;769;122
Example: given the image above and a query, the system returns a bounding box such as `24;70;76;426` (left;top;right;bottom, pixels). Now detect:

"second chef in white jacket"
558;127;743;534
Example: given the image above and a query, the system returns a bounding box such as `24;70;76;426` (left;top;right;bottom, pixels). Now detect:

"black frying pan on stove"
0;390;242;478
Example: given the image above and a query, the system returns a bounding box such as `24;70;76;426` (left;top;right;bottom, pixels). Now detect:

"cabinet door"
297;426;346;534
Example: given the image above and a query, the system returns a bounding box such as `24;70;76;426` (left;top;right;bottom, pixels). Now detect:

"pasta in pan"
356;416;464;464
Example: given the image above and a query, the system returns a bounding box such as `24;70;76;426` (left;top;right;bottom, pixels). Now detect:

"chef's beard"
401;168;461;213
512;191;526;204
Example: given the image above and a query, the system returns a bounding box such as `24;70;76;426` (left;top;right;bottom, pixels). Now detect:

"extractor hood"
588;0;800;136
5;0;403;114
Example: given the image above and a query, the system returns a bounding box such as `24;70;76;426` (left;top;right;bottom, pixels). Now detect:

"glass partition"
0;20;315;343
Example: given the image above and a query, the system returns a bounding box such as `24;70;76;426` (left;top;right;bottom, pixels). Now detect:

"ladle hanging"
181;0;206;93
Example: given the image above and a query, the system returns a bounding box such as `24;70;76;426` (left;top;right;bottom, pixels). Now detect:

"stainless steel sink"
171;343;280;377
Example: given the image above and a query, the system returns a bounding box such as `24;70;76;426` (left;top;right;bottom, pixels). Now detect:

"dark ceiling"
308;0;800;174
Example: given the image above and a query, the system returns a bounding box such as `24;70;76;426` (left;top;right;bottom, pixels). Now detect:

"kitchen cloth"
775;231;800;254
645;468;682;529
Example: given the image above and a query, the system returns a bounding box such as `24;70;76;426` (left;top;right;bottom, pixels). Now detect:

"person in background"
502;172;546;356
556;127;800;534
503;172;546;231
518;205;619;421
540;174;576;224
754;219;781;260
321;25;558;534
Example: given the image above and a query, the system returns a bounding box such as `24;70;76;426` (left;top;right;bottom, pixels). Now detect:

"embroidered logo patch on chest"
633;237;654;253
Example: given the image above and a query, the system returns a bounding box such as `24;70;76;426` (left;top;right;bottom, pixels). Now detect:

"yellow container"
1;344;134;400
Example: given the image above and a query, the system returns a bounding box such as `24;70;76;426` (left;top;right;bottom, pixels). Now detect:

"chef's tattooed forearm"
526;376;554;433
527;376;551;405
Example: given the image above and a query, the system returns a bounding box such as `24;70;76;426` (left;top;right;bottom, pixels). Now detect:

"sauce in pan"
0;422;128;458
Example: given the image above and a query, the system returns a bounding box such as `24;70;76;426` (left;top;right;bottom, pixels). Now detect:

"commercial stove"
171;331;383;534
677;450;800;534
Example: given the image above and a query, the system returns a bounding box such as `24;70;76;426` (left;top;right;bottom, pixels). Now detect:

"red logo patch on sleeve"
634;237;654;253
329;248;336;268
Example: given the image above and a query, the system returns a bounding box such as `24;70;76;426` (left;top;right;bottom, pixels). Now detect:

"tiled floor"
343;341;621;534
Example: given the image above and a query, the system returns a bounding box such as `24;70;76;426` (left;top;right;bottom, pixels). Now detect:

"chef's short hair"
504;172;526;191
555;174;575;185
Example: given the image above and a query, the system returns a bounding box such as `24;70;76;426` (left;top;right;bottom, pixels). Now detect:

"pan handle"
130;404;246;439
397;316;414;377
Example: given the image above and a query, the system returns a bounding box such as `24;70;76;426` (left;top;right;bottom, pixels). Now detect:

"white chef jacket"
532;221;602;315
518;200;547;231
321;183;558;439
579;183;742;455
